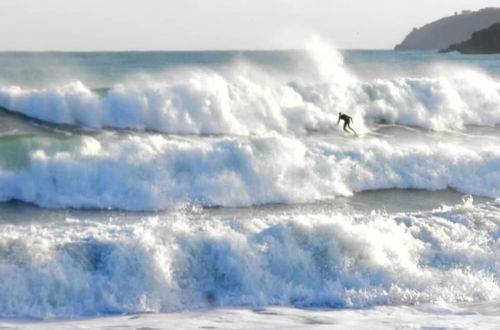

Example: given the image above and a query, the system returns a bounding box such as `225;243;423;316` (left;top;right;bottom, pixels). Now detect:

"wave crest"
1;52;499;134
0;134;498;210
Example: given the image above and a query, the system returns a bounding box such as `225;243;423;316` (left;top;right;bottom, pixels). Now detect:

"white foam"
363;68;500;130
3;305;500;329
1;46;499;135
0;200;498;318
0;133;499;210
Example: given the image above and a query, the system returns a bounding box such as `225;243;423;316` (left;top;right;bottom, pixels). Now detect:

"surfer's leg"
348;123;357;135
343;122;349;132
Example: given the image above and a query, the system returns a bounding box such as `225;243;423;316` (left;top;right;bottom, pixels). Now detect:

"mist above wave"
0;44;499;134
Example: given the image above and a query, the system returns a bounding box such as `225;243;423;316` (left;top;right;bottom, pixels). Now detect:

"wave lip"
363;69;500;130
1;56;499;135
0;75;335;136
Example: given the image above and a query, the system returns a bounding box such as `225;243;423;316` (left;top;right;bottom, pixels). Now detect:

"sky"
0;0;499;51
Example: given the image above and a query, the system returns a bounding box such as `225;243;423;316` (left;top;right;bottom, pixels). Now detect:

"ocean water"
0;44;499;328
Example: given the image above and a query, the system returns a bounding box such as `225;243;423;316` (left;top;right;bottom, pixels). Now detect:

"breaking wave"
0;48;499;134
0;200;499;318
0;133;499;210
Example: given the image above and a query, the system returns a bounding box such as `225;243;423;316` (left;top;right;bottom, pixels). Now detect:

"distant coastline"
395;7;500;50
440;23;500;54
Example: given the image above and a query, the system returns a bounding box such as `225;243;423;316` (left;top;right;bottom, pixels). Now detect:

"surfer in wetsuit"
337;112;357;135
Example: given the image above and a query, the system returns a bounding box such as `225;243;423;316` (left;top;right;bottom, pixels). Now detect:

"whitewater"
0;44;499;329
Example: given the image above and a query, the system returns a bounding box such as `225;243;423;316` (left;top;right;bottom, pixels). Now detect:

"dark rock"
439;23;500;54
395;8;500;50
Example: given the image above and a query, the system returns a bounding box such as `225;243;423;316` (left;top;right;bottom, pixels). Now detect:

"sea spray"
1;46;499;134
0;132;499;210
0;200;498;318
0;46;500;324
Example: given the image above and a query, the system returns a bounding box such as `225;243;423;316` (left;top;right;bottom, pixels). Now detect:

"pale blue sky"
0;0;499;50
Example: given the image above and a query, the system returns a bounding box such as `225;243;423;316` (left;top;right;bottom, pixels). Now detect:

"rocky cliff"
439;23;500;54
395;7;500;50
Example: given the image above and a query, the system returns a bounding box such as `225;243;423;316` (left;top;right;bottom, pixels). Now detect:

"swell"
0;133;499;210
0;200;498;318
0;55;499;135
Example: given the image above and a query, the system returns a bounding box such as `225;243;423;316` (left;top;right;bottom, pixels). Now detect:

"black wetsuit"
337;113;356;134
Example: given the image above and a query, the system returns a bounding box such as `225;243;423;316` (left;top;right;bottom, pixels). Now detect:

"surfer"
337;112;357;135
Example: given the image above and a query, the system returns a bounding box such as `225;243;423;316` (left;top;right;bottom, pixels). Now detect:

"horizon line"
0;48;396;53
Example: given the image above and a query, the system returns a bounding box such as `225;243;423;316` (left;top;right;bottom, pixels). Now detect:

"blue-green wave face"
0;133;89;171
